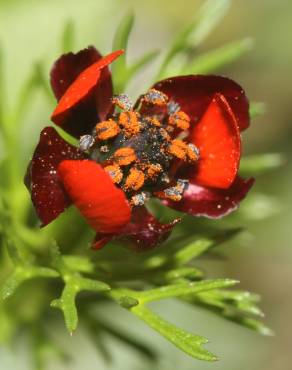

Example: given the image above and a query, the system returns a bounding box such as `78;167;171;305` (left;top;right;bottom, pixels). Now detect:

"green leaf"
51;283;78;334
112;12;134;53
182;38;253;74
0;303;15;343
186;288;272;335
61;19;75;53
163;267;203;281
0;45;5;122
236;317;273;336
249;102;266;118
63;255;94;273
128;50;159;78
118;295;139;308
186;0;231;47
112;12;134;92
240;153;285;176
173;238;214;265
158;0;230;77
51;275;110;333
237;193;281;221
136;279;238;303
1;266;59;300
13;61;54;122
132;305;217;361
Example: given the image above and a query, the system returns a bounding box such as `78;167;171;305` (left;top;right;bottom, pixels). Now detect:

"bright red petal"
50;46;102;100
58;160;131;233
188;93;241;189
165;177;254;219
149;75;250;131
51;50;123;131
24;127;85;226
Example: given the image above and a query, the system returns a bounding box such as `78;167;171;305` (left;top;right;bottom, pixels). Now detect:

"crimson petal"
51;49;123;138
165;177;254;219
150;75;249;131
24;127;84;226
57;160;131;234
188;93;241;189
93;207;180;251
50;46;102;100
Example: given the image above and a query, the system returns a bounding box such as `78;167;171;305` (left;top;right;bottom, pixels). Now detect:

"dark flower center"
79;89;199;206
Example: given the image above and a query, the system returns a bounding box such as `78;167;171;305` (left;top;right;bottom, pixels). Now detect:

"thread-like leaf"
51;275;110;333
128;50;159;77
183;38;253;74
132;305;217;361
158;0;230;76
112;12;134;92
240;153;285;176
173;238;214;265
61;19;75;53
1;266;59;300
136;279;238;303
0;45;5;122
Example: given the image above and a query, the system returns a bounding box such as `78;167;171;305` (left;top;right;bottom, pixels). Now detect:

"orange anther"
168;111;190;131
143;89;168;106
96;120;120;140
113;147;136;166
168;139;188;159
145;117;161;127
104;164;123;184
124;168;145;191
186;143;200;161
119;111;140;137
146;163;162;179
112;94;133;111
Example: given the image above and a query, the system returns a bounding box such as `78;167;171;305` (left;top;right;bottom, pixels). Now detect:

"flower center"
79;89;199;206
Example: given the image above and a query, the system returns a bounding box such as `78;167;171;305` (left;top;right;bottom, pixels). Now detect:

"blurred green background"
0;0;291;369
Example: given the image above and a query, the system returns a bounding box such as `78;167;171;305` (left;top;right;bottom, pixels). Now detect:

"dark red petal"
50;46;102;100
166;177;254;219
92;207;180;251
51;49;123;138
25;127;84;226
189;93;241;189
150;75;249;131
57;160;131;233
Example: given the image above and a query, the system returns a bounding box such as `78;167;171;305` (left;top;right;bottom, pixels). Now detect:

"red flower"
25;46;254;251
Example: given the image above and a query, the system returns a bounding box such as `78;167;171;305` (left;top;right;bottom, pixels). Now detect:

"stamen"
142;88;168;106
187;143;200;161
100;145;109;153
113;147;136;166
91;88;198;206
124;168;145;191
168;139;188;159
168;111;190;130
144;116;161;127
104;164;123;184
96;120;120;140
146;163;162;179
112;94;133;111
79;135;95;151
167;101;180;115
163;179;189;201
131;192;149;206
160;173;170;184
119;111;141;137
